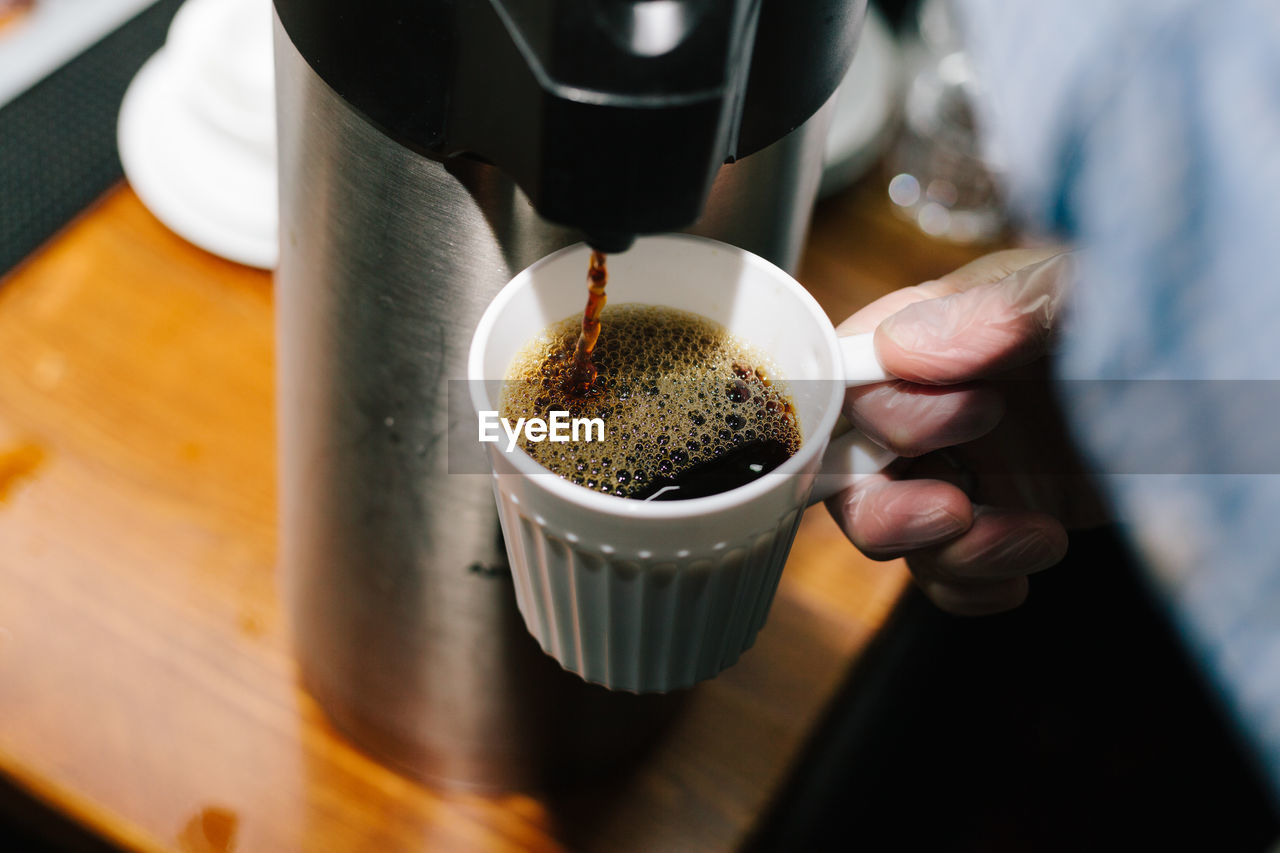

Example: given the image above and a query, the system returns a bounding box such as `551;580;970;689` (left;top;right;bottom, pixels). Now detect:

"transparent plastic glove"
827;248;1107;615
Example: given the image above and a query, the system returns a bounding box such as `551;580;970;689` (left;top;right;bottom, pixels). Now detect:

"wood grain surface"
0;176;993;852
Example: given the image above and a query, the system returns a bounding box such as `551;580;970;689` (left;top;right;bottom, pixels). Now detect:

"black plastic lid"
274;0;865;243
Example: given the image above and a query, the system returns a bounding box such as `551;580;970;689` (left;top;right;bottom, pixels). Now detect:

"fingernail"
989;531;1062;571
904;506;969;544
879;304;940;351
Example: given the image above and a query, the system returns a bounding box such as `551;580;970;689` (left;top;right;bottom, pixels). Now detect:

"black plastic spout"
585;231;637;254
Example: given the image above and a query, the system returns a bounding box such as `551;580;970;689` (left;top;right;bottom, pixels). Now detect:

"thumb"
875;250;1075;385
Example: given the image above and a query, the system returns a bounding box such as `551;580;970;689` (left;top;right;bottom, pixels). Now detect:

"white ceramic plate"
117;42;277;269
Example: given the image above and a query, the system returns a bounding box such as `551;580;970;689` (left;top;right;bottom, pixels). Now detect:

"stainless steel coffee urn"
272;0;866;789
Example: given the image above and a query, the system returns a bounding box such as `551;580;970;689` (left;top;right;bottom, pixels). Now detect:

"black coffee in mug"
500;303;802;501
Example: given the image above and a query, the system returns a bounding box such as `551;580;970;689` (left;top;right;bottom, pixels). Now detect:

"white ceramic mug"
468;235;893;692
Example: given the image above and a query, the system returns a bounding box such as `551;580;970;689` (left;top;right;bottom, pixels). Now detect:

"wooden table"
0;175;990;851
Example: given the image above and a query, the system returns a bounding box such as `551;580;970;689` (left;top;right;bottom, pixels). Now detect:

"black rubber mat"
0;0;185;278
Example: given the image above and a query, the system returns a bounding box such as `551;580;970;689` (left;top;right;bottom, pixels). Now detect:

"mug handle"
809;332;897;505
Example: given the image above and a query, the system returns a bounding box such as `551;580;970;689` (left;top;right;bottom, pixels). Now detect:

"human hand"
828;248;1107;615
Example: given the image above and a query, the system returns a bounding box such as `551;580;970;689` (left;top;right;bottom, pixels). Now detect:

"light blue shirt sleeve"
958;0;1280;802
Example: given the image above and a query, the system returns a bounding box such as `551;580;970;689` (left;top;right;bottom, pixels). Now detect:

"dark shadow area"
751;527;1280;852
0;773;123;853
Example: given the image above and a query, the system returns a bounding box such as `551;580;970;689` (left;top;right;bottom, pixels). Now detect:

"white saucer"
819;7;901;197
117;47;277;269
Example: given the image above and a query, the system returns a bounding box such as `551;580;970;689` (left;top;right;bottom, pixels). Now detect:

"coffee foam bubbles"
500;304;802;499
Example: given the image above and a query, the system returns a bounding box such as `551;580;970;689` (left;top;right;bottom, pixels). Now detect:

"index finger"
834;247;1065;338
835;280;961;337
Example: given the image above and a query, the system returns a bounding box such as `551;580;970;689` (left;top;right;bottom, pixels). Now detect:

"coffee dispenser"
273;0;866;789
